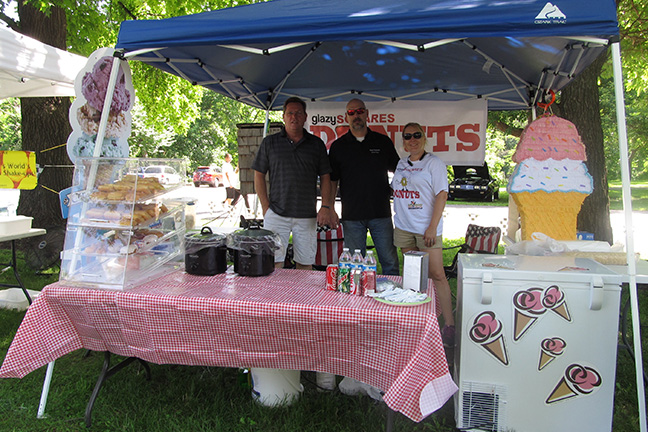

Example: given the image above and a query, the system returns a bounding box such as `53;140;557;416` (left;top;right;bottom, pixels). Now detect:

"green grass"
608;181;648;211
1;245;646;431
448;183;648;212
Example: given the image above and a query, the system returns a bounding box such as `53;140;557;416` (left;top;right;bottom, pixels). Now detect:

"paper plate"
374;296;432;307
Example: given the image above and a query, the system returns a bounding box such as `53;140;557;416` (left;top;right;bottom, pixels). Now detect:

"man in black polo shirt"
325;98;400;275
252;97;333;270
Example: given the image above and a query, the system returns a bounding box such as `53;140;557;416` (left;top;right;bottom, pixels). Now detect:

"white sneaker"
338;376;383;401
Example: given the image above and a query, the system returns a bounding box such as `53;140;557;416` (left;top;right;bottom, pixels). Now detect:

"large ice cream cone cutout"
538;337;566;371
470;311;509;366
512;288;546;341
508;115;593;240
546;364;601;404
543;285;572;322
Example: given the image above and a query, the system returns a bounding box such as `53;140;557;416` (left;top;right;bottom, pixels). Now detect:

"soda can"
337;267;350;293
325;264;338;291
350;268;363;295
362;270;376;296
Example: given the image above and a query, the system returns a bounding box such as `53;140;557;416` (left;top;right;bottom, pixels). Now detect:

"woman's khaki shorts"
394;227;443;250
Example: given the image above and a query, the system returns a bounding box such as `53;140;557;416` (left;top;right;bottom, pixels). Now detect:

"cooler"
454;254;621;432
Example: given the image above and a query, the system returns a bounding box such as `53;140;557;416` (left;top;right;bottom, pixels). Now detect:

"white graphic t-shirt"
391;153;449;236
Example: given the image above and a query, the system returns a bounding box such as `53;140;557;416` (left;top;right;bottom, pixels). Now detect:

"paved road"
2;187;645;259
443;204;648;260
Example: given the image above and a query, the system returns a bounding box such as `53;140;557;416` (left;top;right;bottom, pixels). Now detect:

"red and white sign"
306;99;487;166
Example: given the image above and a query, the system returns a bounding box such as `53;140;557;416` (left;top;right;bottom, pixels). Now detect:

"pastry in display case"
60;157;187;290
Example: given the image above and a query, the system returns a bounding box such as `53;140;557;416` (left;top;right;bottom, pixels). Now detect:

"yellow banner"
0;151;37;189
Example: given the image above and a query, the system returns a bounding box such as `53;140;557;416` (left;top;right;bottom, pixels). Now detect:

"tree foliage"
0;98;21;150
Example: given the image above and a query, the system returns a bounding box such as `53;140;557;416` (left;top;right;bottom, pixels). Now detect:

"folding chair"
444;224;502;279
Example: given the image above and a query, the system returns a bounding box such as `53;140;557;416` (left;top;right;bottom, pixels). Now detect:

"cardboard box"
0;216;32;236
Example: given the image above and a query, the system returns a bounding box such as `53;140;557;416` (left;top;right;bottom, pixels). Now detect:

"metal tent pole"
611;41;647;432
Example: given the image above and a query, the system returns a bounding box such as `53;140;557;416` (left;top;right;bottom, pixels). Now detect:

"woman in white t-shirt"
391;122;455;347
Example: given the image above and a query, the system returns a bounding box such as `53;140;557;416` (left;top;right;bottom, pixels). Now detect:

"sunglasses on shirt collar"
346;108;366;116
403;132;423;140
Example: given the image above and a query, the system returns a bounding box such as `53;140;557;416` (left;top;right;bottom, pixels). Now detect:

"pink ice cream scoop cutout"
542;285;572;322
470;311;509;366
512;115;587;163
512;287;546;341
514;287;546;315
542;337;566;355
566;363;602;393
469;311;502;343
538;337;567;371
546;363;602;404
82;56;132;114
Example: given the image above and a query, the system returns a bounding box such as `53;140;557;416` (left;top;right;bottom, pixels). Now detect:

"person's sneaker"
441;325;456;348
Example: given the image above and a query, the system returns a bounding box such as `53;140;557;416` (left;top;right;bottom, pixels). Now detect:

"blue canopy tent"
115;0;619;111
108;0;643;429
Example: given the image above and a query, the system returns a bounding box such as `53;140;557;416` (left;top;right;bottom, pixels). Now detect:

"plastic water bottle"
363;250;377;273
338;247;352;269
351;249;364;271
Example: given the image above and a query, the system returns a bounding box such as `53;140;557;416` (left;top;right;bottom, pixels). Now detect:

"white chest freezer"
454;254;622;432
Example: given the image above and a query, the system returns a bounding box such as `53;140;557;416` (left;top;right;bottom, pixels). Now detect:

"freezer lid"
458;254;622;286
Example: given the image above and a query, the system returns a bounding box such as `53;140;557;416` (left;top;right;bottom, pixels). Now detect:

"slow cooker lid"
226;226;281;253
185;226;226;246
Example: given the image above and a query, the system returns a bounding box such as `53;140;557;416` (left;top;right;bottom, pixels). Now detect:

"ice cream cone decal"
512;288;546;341
538;337;566;371
469;311;509;366
546;363;601;404
543;285;572;322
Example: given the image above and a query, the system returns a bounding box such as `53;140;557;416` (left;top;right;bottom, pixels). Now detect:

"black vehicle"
448;164;499;202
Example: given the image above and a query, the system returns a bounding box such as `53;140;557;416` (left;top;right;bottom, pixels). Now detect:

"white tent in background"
0;25;86;99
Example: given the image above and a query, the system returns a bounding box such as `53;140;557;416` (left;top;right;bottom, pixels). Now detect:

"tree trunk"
557;54;614;244
16;2;73;262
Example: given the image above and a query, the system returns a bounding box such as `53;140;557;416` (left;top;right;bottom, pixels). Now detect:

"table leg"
37;361;55;419
385;405;395;432
85;352;151;428
0;239;32;304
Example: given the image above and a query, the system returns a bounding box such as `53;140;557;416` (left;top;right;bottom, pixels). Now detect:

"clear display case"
60;157;187;290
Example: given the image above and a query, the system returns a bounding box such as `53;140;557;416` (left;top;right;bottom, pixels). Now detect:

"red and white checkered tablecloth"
0;269;457;422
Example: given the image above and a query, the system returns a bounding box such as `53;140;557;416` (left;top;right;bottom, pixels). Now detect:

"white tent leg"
262;109;270;138
37;361;55;419
612;41;647;432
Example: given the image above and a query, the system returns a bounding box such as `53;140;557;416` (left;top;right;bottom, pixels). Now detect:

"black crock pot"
226;225;280;277
184;227;228;275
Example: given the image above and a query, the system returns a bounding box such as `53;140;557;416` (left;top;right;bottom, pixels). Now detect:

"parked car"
448;164;499;202
193;166;224;187
141;165;183;185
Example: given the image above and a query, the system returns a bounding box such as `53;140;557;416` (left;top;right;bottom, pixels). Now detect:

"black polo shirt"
252;127;331;218
329;129;400;220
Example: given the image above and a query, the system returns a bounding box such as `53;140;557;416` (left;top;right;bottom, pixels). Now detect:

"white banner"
305;99;487;166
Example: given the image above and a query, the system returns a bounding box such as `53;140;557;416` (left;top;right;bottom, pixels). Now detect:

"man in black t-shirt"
325;98;400;276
